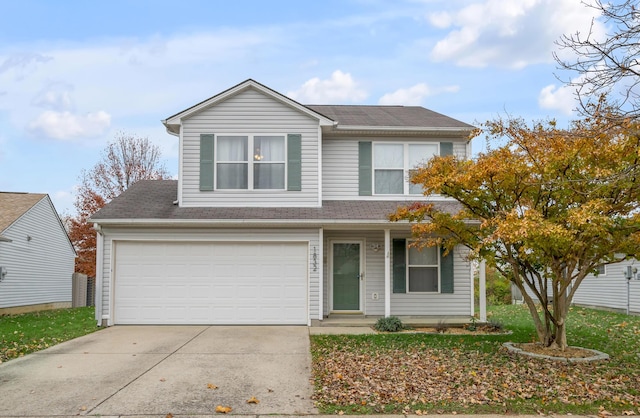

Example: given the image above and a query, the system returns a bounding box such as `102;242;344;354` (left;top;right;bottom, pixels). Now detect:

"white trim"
479;259;487;322
163;79;334;129
318;227;324;320
317;125;323;206
384;229;391;317
178;128;184;206
94;224;104;326
328;239;365;313
333;125;473;133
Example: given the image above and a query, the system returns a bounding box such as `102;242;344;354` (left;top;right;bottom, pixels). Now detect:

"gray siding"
99;227;320;324
323;230;472;317
390;238;472;317
573;260;640;314
322;136;468;199
180;88;320;207
0;197;75;308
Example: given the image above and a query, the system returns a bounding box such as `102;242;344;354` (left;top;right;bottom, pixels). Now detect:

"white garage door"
113;241;308;325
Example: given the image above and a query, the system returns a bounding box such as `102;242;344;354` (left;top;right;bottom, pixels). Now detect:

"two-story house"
90;79;475;327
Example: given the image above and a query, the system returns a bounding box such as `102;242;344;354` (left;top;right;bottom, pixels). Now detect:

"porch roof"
90;180;463;225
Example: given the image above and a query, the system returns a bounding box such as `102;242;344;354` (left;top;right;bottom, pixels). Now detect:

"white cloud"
287;70;367;104
28;110;111;140
428;0;604;69
378;83;459;105
538;83;577;116
427;11;453;29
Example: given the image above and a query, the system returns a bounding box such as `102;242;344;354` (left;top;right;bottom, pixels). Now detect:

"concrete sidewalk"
0;326;316;417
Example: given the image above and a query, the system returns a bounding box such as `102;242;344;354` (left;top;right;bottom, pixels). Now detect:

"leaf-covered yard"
311;305;640;415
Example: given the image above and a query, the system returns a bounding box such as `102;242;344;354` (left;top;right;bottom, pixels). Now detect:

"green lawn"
0;307;99;363
311;305;640;415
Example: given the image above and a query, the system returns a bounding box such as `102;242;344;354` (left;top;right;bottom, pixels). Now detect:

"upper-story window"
215;135;286;190
373;143;438;195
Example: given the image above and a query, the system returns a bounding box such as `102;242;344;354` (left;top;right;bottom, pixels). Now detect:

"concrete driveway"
0;325;317;416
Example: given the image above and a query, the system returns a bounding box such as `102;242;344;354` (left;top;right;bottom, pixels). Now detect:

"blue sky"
0;0;604;215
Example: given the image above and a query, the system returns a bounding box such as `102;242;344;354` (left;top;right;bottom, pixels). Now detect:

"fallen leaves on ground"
312;343;640;412
207;383;218;390
215;405;232;413
246;396;260;404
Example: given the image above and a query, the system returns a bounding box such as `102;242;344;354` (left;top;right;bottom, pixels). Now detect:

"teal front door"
332;242;361;311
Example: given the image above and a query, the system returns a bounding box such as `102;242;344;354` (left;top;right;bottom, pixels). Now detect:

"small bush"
487;319;504;332
374;316;404;332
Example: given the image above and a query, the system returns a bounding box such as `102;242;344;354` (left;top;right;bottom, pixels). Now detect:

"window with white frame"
596;265;606;275
216;135;285;190
373;143;439;195
407;243;440;292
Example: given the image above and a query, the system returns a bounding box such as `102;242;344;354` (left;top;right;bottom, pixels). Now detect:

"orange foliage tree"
69;132;170;276
391;108;640;350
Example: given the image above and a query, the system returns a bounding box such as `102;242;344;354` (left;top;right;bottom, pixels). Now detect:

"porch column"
318;227;324;321
479;259;487;322
384;228;391;317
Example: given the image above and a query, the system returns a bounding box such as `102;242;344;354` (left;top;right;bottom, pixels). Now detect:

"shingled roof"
0;192;47;233
91;180;462;224
306;105;473;129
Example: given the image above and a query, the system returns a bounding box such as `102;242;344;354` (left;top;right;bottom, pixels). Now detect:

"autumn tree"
391;109;640;350
69;132;170;276
555;0;640;119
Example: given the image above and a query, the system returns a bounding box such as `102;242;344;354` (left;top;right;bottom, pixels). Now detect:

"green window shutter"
440;142;453;157
440;247;454;293
359;141;372;196
200;134;215;191
287;134;302;191
393;239;407;293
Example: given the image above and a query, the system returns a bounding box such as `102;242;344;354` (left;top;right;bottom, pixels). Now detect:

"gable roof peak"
162;79;335;135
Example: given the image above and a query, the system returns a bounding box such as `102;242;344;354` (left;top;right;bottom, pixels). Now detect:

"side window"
253;136;285;189
217;136;249;189
407;244;439;292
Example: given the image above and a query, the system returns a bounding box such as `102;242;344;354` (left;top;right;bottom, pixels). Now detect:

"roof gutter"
89;217;481;228
333;125;474;133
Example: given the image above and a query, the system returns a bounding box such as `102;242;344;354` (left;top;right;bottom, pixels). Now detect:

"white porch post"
318;227;324;321
479;259;487;322
384;228;391;318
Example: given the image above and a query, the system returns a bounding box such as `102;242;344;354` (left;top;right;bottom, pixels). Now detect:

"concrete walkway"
0;326;316;417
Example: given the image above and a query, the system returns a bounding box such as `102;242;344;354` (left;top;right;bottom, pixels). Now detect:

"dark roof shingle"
91;180;461;223
306;105;473;129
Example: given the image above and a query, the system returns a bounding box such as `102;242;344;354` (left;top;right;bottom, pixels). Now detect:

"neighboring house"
0;192;76;314
90;79;476;326
519;261;640;315
572;261;640;314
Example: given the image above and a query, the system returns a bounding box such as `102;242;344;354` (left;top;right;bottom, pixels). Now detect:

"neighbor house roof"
0;192;47;233
90;180;462;226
